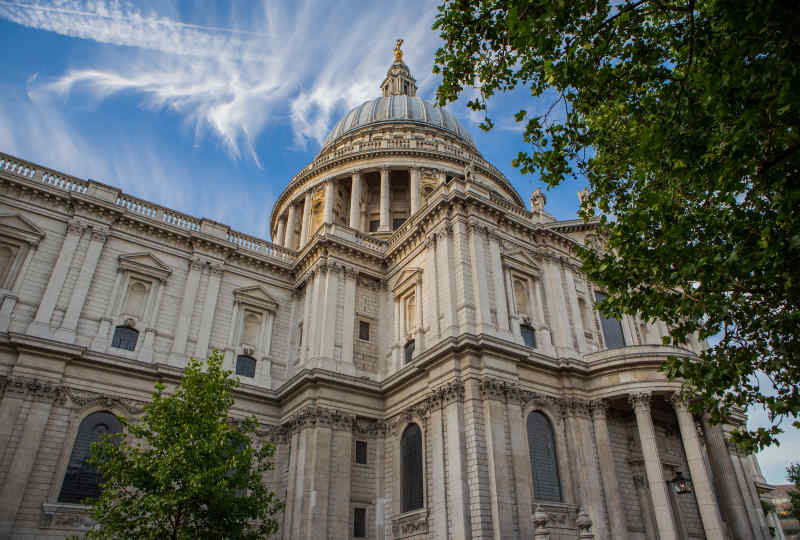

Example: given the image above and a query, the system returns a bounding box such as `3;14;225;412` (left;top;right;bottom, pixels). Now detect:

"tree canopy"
433;0;800;450
79;351;282;539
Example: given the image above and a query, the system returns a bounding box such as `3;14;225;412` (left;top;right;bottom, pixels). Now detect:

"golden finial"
394;39;404;62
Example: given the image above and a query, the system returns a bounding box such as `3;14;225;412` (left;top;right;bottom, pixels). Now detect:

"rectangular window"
595;292;626;349
369;220;380;232
355;440;368;465
404;339;415;363
353;507;366;538
359;320;370;341
392;217;406;230
520;324;536;348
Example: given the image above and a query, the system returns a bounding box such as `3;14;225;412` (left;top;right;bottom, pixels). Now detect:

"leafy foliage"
789;462;800;522
433;0;800;450
78;351;282;539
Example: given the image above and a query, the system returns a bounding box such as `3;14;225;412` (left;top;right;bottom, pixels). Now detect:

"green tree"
789;462;800;522
433;0;800;451
78;351;282;539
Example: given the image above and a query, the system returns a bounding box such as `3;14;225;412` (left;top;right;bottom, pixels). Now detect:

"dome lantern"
381;39;417;97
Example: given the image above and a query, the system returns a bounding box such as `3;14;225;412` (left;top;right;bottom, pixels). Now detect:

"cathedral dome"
321;95;476;150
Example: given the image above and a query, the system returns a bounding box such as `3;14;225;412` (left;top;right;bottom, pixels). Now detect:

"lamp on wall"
669;470;693;494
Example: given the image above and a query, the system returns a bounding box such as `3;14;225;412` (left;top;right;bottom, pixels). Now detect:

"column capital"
190;257;206;271
669;392;690;412
590;398;610;418
90;226;109;243
629;392;652;410
66;219;86;236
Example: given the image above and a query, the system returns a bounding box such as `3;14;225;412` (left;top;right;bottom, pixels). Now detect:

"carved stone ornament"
4;376;66;405
629;392;652;410
66;219;86;236
40;503;96;531
480;377;515;401
64;387;146;414
283;405;356;434
590;399;610;417
391;511;429;538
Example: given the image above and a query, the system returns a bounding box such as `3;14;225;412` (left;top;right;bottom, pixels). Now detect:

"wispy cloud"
3;0;443;163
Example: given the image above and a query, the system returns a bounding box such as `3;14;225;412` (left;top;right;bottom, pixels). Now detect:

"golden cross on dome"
394;39;404;61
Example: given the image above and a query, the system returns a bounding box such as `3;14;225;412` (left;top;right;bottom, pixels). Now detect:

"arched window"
111;326;139;351
236;355;256;378
527;411;562;502
58;411;122;503
401;423;423;512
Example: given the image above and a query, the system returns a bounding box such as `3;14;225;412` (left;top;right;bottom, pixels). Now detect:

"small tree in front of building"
789;462;800;522
78;351;282;539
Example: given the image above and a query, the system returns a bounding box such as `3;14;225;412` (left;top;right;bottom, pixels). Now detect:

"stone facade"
0;51;782;539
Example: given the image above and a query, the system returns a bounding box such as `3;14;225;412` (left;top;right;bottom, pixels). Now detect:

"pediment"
118;252;173;281
0;213;45;244
391;267;422;293
233;285;278;311
502;249;541;274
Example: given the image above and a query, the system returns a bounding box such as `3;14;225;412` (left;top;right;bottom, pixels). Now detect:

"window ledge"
41;502;95;531
391;508;428;538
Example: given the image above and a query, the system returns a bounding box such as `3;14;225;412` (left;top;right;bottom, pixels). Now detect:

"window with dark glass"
369;220;380;232
58;411;122;503
353;507;367;537
594;292;626;349
359;320;370;341
111;326;138;351
527;411;561;502
235;355;256;378
355;440;368;464
392;217;406;230
404;339;415;363
401;423;423;512
520;324;536;348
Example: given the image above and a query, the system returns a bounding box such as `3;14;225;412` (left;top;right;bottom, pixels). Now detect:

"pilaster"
630;393;679;540
671;396;726;540
194;263;223;359
27;219;84;338
591;400;627;540
379;168;390;232
350;171;362;229
170;257;204;364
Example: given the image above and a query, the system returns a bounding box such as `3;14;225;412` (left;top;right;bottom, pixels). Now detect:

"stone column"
284;204;297;249
299;191;312;247
341;267;357;364
442;382;470;539
303;420;333;540
481;380;516;538
54;226;108;342
319;264;339;362
423;235;440;341
27;219;83;338
275;217;286;246
409;167;420;215
170;257;204;363
729;441;768;540
566;401;608;539
349;172;362;229
671;397;727;540
703;420;757;540
323;178;335;224
0;379;64;537
591;400;628;540
329;418;353;539
194;263;223;359
379;168;390;232
469;224;491;335
508;391;534;539
630;393;679;540
429;400;448;538
488;232;511;337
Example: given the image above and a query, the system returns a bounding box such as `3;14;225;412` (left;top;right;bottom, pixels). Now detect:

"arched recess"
400;423;424;512
527;410;562;502
56;410;123;503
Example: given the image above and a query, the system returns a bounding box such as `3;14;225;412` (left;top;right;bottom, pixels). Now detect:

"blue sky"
0;1;795;484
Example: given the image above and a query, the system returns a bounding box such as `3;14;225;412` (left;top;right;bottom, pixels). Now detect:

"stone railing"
0;151;294;264
1;153;89;194
321;223;387;252
490;191;533;221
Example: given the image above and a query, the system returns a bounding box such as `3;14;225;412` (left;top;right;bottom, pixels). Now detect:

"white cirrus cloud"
3;0;444;164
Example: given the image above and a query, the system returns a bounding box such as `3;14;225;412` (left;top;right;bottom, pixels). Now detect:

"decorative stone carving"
530;187;546;213
64;387;146;414
391;511;428;538
40;503;95;531
629;392;652;410
5;376;66;405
